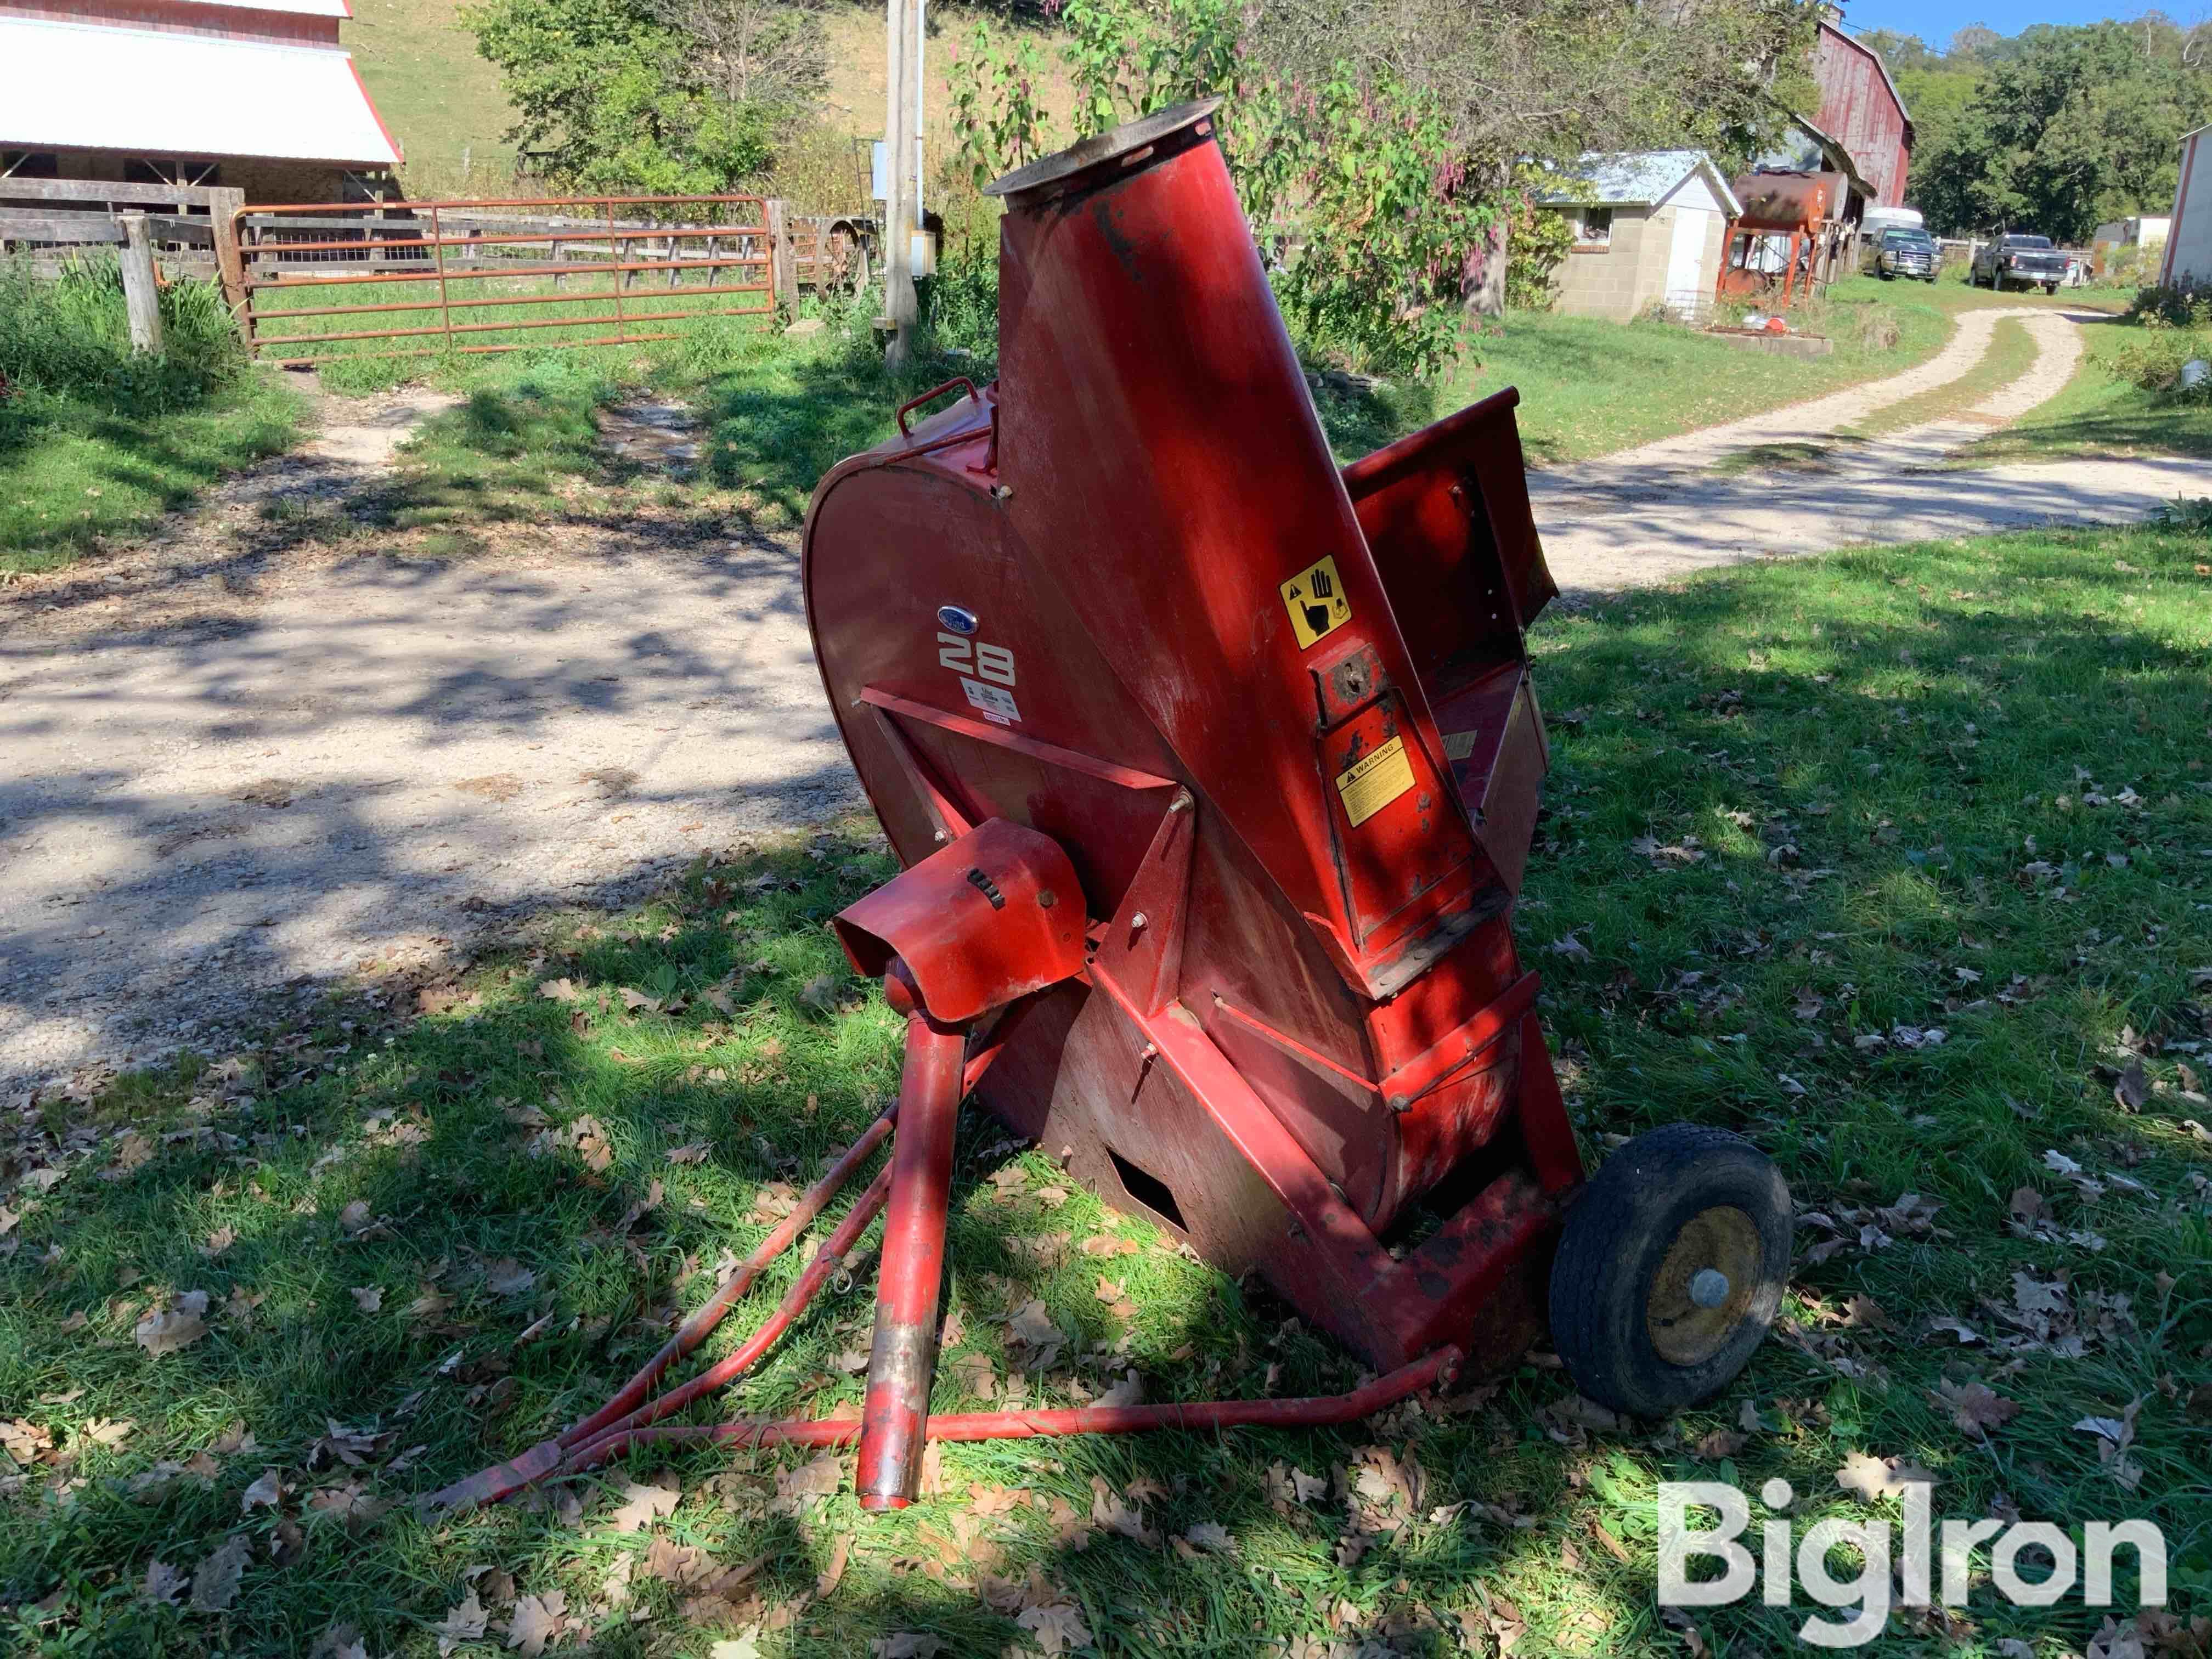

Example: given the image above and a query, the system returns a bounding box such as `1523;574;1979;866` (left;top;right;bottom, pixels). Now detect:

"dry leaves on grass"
505;1590;568;1655
436;1590;490;1656
189;1533;250;1612
1835;1452;1939;1502
134;1290;211;1357
1936;1380;2022;1437
1089;1475;1160;1545
602;1477;681;1533
774;1451;843;1509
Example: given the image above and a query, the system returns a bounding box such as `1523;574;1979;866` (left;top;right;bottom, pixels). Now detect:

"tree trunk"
1462;216;1508;321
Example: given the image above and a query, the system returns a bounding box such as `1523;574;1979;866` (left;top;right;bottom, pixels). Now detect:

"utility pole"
881;0;918;373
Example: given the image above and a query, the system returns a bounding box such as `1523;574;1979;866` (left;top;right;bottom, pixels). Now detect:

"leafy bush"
2127;281;2211;329
2108;325;2212;397
0;253;247;414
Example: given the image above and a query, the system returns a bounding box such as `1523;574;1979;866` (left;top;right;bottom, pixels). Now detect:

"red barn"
1808;19;1913;209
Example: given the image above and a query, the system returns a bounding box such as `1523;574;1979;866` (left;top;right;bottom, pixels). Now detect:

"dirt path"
1;392;860;1090
1531;305;2200;590
1;306;2194;1087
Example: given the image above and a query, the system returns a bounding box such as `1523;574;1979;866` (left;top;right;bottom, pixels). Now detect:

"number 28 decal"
938;634;1017;686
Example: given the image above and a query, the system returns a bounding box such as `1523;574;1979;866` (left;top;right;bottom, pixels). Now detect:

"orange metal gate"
235;194;778;364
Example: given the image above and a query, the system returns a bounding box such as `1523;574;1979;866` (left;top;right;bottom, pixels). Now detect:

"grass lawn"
4;519;2208;1657
0;379;307;576
1954;316;2212;469
346;0;520;196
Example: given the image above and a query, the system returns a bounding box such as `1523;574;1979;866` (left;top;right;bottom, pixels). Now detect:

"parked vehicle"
1875;227;1938;281
1972;233;2069;293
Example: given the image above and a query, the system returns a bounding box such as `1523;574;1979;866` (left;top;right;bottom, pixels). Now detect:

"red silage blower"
430;102;1790;1521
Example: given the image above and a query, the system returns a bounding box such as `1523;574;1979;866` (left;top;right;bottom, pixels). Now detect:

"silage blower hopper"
430;103;1791;1520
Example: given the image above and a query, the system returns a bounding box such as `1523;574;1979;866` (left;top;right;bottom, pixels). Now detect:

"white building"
2159;125;2211;288
1;0;401;204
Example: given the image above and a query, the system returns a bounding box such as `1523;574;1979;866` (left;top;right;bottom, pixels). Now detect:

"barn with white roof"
0;0;402;204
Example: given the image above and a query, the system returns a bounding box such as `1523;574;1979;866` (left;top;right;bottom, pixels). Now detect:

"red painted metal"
433;103;1587;1525
855;992;966;1509
832;819;1086;1024
802;99;1581;1387
553;1345;1459;1469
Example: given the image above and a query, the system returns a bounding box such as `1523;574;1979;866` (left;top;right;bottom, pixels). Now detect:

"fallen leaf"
667;1143;710;1166
1835;1452;1938;1502
241;1469;283;1511
776;1452;842;1504
142;1559;187;1606
538;978;581;1002
349;1285;383;1313
1179;1521;1236;1554
505;1590;567;1655
189;1533;250;1612
603;1479;680;1533
815;1532;851;1597
1017;1601;1094;1654
1937;1380;2021;1437
134;1304;209;1357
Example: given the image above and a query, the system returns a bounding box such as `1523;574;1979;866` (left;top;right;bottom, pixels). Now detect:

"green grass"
1435;279;1958;467
1954;317;2212;468
346;0;521;196
4;520;2208;1657
0;381;306;573
1834;315;2042;441
1;259;309;574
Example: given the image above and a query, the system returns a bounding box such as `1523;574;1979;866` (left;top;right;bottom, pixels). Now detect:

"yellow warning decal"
1279;554;1353;649
1336;736;1415;828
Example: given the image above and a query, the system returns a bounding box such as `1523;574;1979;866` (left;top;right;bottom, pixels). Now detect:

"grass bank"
1956;314;2212;467
1;260;307;574
1432;277;1956;466
4;518;2207;1657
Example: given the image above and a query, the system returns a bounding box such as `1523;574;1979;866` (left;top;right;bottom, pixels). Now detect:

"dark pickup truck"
1972;233;2069;293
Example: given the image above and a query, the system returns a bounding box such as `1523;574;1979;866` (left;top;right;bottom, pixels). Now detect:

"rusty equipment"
427;102;1789;1520
1717;171;1849;307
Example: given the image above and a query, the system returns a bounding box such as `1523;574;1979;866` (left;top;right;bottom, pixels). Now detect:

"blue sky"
1838;2;2152;47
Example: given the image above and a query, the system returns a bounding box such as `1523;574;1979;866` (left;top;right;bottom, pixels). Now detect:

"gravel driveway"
1532;306;2198;589
2;393;860;1088
1;304;2190;1087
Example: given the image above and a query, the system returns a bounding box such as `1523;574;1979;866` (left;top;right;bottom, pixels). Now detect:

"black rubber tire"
2044;283;2059;295
1548;1124;1790;1418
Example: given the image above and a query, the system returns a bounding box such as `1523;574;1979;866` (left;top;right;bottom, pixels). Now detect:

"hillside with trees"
1858;14;2212;240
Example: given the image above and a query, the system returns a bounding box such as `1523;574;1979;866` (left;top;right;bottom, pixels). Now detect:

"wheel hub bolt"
1689;1268;1731;1309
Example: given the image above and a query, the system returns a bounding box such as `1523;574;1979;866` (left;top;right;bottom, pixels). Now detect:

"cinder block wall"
1549;207;1658;320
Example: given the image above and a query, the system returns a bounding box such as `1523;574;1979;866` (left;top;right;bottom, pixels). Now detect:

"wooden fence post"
207;186;247;326
117;212;165;354
766;198;796;314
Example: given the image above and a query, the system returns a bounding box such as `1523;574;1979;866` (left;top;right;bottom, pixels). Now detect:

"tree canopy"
464;0;825;193
1867;15;2212;241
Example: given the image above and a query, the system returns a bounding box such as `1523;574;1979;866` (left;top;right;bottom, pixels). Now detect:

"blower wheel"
1548;1124;1791;1418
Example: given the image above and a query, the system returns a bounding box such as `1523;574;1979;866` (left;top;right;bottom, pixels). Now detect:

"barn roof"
183;0;353;16
0;18;399;166
1533;151;1742;217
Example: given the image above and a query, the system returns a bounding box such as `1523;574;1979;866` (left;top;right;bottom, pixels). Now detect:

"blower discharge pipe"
856;996;968;1508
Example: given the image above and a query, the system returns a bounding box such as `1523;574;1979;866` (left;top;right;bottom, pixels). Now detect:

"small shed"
1535;151;1741;322
0;0;402;205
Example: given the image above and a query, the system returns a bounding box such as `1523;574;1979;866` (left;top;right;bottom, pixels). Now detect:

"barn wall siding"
1814;24;1912;207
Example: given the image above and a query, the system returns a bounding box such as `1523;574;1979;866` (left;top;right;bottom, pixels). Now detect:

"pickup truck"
1972;233;2069;293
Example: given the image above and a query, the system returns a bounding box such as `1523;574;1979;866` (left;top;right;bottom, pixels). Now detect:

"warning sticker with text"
962;677;1020;725
1335;736;1415;827
1279;555;1353;649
